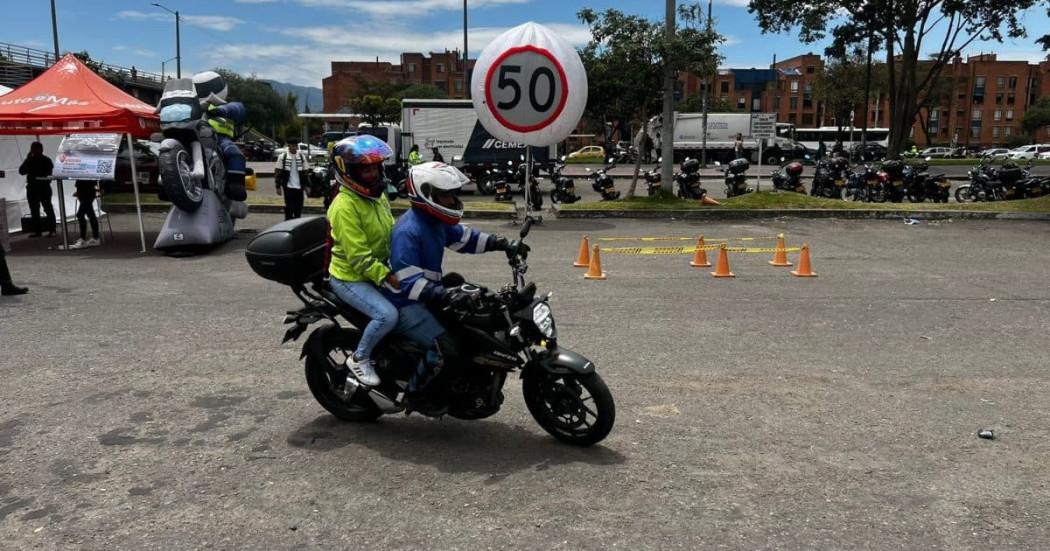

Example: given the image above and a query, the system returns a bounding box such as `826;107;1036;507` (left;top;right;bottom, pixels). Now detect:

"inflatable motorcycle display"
153;77;248;251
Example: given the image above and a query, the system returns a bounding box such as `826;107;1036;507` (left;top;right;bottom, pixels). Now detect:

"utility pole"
700;0;712;168
152;4;181;78
50;0;60;62
463;0;470;99
660;0;675;191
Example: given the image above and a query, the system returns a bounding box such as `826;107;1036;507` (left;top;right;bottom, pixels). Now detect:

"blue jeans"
330;278;399;361
395;303;446;391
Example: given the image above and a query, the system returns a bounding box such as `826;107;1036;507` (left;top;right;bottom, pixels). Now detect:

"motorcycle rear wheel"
523;371;615;447
304;329;383;422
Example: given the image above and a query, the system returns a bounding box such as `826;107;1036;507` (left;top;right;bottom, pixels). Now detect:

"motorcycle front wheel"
549;189;560;204
304;328;382;422
159;140;204;212
523;371;615;447
955;185;973;203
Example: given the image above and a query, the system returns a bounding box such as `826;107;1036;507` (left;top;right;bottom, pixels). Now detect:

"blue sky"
6;0;1049;88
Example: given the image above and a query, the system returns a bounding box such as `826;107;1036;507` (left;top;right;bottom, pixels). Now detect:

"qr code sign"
96;160;114;174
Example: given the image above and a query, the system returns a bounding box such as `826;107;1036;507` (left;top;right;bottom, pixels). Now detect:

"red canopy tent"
0;54;160;251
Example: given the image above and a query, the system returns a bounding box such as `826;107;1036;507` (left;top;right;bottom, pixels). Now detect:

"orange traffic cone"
790;243;818;277
583;245;607;280
701;196;721;206
689;235;712;268
573;235;591;267
710;244;735;278
768;233;793;267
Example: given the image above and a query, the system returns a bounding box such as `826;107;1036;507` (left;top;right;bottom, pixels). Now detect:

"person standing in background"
18;142;56;238
71;180;100;248
733;133;745;160
0;248;28;296
274;142;310;220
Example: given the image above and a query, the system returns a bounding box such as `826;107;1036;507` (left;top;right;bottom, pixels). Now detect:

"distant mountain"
263;80;324;113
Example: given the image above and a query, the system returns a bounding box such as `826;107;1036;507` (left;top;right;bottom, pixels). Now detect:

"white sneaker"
345;354;381;387
86;238;101;247
69;238;86;249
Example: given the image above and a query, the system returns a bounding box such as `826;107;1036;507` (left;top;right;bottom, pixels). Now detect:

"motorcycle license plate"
867;179;877;185
835;179;844;187
939;181;951;188
893;180;903;187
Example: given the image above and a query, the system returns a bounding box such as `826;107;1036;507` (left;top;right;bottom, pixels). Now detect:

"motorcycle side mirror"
149;132;163;143
520;216;534;238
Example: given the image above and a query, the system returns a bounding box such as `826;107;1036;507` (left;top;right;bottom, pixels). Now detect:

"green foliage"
214;68;294;138
747;0;1040;158
1021;96;1050;135
398;84;447;100
677;93;733;113
346;80;447;126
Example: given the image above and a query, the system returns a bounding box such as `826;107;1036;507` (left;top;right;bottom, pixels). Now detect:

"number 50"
496;64;556;112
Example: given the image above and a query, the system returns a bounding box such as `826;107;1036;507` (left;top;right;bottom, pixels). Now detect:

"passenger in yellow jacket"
327;136;399;386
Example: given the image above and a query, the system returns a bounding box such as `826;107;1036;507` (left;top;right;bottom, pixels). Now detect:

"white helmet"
406;161;468;224
192;71;228;106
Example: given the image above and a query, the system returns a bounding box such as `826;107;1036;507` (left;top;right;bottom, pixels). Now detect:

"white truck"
401;99;555;176
648;112;804;164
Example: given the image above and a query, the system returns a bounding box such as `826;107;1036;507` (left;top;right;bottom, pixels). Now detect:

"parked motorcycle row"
956;159;1050;202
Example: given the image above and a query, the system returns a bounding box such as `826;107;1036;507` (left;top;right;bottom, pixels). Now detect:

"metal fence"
0;41;166;86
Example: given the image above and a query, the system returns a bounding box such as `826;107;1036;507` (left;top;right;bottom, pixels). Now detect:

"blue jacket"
384;208;494;308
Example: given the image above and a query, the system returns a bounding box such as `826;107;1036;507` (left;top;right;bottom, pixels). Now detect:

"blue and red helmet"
332;135;392;199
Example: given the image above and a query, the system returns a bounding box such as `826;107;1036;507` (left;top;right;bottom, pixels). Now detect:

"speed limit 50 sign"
472;22;587;147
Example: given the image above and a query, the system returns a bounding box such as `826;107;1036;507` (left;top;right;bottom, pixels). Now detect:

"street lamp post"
161;56;178;80
152;3;181;78
50;0;60;62
463;0;470;99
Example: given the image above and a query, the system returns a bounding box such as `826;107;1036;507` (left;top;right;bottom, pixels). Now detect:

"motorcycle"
770;160;806;193
879;160;907;203
245;216;616;446
844;164;883;202
723;158;752;198
675;158;707;200
810;157;847;199
155;78;244;217
585;160;621;201
644;163;662;197
902;161;950;203
548;159;581;204
958;159;1007;202
493;161;518;203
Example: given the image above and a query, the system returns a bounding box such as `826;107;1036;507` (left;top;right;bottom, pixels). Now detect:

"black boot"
1;282;28;296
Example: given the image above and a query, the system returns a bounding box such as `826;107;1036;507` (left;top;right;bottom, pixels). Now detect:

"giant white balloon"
471;22;588;147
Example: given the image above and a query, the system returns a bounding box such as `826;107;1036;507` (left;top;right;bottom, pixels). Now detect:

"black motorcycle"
644;165;662;197
675;158;707;200
957;160;1007;202
548;160;580;204
810;157;847;199
879;160;907;203
722;158;751;198
493;161;519;203
586;160;621;201
771;161;806;193
844;164;881;202
246;216;615;446
902;161;950;203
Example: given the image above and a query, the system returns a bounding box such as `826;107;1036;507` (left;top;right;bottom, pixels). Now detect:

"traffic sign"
750;113;776;139
472;22;588;147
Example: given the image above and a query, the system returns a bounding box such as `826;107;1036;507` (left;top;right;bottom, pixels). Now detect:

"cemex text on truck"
401;99;555;178
648;112;806;164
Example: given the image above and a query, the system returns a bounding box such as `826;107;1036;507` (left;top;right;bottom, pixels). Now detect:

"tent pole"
127;133;146;253
44;134;70;250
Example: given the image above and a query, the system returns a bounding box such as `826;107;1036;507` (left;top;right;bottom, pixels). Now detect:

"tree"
677;93;733;113
1021;96;1050;134
812;55;869;137
346;80;447;126
397;84;447;100
578;5;722;198
748;0;1042;159
215;68;294;139
349;94;401;127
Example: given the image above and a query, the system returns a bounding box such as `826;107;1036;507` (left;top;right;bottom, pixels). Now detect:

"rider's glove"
488;236;530;258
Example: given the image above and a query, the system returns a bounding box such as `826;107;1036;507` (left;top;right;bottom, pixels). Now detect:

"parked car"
1038;151;1050;160
950;145;983;158
567;145;606;161
848;143;887;162
101;139;160;193
918;146;953;158
1006;144;1050;160
979;148;1011;160
273;142;329;164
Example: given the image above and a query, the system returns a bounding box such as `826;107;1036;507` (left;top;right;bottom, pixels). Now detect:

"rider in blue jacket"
192;71;248;201
384;162;527;413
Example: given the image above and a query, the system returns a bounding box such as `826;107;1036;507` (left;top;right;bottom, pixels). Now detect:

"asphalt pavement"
2;213;1049;548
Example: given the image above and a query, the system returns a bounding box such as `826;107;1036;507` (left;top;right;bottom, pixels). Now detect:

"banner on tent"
53;133;120;180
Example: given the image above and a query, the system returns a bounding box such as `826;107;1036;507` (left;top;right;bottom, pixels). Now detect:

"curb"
103;203;517;220
553;208;1050;221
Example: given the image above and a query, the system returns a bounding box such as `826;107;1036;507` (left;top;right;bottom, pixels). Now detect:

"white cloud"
113;45;158;57
715;0;751;6
292;0;529;14
234;0;279;3
276;22;591;52
115;10;244;32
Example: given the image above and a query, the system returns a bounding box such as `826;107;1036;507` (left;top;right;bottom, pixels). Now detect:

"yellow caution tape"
601;245;801;255
596;235;780;242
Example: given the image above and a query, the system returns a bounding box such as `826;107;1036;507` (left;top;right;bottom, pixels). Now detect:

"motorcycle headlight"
532;302;555;339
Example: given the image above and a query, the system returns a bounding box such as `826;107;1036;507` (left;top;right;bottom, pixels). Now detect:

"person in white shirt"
275;142;310;220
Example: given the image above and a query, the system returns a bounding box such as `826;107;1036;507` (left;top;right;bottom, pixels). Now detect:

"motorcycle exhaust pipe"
342;376;403;413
